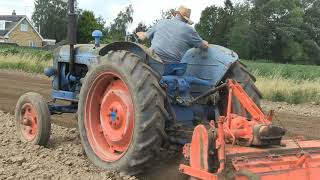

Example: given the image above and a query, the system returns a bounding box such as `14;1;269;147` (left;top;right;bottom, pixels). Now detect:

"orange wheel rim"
20;103;38;141
85;72;134;162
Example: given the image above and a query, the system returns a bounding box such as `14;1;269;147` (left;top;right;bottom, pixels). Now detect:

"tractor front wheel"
78;50;169;174
15;92;51;146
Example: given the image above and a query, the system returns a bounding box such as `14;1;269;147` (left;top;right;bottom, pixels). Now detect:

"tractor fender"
99;42;163;63
181;44;239;87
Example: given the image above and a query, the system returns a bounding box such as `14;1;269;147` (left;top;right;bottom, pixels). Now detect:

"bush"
0;45;53;61
0;45;52;74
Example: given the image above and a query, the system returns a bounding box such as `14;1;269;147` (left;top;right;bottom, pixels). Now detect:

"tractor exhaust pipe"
67;0;77;75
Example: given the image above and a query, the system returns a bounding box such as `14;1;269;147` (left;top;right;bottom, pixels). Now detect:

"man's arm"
136;23;158;41
189;28;209;50
136;32;146;41
201;40;209;49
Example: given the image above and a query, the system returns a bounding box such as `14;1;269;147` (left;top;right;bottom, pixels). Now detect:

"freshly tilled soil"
262;100;320;140
0;111;138;180
262;100;320;118
0;70;319;180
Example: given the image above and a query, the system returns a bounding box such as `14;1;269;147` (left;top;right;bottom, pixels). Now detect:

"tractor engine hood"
53;42;163;67
53;44;102;66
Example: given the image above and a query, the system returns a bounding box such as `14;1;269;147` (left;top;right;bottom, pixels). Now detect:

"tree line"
32;0;320;65
196;0;320;64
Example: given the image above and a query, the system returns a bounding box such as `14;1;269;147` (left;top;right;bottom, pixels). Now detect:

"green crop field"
242;60;320;105
242;60;320;81
0;45;319;104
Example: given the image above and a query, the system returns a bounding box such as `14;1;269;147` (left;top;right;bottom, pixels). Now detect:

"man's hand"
201;40;209;49
136;32;146;41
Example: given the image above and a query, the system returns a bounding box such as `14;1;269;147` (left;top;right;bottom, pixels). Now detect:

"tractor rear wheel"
78;50;169;174
223;61;262;115
15;92;51;146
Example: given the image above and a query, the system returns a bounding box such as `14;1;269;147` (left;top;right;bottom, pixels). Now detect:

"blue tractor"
14;0;262;175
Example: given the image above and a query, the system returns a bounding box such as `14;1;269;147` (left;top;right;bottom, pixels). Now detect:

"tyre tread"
78;50;168;175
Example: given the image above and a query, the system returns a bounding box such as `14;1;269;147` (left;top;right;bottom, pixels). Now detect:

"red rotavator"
180;80;320;180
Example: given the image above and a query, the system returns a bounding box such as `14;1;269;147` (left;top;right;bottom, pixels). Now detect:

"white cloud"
0;0;34;18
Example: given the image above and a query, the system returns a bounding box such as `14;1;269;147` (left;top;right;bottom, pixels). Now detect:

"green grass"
254;74;320;105
0;45;52;73
0;45;53;61
241;60;320;104
0;55;51;73
242;60;320;81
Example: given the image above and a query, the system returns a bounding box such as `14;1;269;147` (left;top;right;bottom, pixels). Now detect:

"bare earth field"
0;70;319;179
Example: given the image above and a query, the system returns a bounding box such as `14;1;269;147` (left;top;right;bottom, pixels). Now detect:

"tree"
96;16;106;30
228;1;252;59
195;6;220;44
250;0;309;63
302;1;320;64
160;9;175;20
193;0;320;64
106;5;134;42
151;9;175;26
32;0;68;42
77;10;105;43
134;22;148;33
132;22;151;46
195;0;234;46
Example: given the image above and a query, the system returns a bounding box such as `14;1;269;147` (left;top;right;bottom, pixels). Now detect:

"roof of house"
0;15;44;41
0;15;25;36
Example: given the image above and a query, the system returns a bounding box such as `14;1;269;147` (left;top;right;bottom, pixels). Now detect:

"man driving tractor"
136;5;209;63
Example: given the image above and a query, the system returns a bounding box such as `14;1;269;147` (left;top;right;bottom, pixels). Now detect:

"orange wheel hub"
20;103;38;141
85;72;134;162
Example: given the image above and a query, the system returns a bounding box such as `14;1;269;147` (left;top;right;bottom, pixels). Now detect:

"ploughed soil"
0;70;319;180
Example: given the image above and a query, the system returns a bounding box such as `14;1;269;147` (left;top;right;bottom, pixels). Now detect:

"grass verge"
0;45;52;73
0;55;51;74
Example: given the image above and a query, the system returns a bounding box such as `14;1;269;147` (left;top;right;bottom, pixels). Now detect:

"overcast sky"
0;0;240;30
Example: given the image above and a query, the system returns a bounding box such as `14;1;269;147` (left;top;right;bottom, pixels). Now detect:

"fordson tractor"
15;1;320;179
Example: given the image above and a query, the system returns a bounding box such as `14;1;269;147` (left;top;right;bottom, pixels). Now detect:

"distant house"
0;10;56;47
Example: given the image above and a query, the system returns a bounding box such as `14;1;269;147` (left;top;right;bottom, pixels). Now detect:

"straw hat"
174;6;194;25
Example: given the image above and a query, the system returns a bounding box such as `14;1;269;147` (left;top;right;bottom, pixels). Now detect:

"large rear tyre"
222;61;262;115
78;50;169;174
15;92;51;146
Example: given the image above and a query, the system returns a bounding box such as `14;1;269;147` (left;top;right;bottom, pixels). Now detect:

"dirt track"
0;70;319;179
